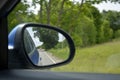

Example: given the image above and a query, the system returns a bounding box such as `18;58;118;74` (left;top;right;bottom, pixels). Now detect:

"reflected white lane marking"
44;52;56;64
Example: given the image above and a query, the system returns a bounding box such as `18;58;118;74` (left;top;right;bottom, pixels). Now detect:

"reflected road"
38;49;58;66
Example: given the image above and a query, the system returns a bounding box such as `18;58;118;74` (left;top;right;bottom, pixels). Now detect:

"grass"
52;40;120;74
49;47;69;60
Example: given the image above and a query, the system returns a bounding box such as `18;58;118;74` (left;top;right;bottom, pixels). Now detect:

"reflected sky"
26;27;65;47
26;27;43;47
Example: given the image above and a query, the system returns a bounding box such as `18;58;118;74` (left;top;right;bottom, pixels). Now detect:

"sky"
93;1;120;12
27;0;120;14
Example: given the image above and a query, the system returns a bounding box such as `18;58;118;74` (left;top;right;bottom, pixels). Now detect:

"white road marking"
44;52;56;64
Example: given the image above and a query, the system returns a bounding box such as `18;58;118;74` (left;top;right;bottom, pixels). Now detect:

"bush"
115;30;120;38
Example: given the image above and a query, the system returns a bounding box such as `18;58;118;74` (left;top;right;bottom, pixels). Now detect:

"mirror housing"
8;23;75;69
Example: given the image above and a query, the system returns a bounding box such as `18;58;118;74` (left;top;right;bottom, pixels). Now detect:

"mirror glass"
23;26;70;66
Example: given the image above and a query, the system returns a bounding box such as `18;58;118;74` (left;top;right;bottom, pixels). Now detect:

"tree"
79;16;96;47
80;3;102;43
9;0;120;48
103;11;120;38
114;30;120;38
100;20;113;42
8;0;35;32
57;0;66;27
33;27;59;50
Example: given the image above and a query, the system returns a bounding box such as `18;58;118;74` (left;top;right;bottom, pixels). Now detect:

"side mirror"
8;23;75;68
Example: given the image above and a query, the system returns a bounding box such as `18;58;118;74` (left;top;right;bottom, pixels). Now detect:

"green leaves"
8;0;120;47
102;10;120;38
33;27;59;50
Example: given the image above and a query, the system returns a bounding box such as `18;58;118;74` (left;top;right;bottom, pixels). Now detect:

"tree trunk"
39;0;43;23
74;0;84;19
57;0;66;27
45;0;51;25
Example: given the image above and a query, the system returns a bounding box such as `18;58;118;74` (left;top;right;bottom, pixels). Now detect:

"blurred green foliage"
8;0;120;47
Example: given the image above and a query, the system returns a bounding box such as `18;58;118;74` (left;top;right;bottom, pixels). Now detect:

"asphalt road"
38;49;62;66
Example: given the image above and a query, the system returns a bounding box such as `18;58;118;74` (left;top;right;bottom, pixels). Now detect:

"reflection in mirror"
23;27;70;66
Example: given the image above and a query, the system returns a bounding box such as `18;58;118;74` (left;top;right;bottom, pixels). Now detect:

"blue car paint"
29;49;40;65
8;26;18;48
8;24;25;48
8;25;39;65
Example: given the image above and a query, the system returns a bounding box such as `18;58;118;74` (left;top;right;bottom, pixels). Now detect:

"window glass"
8;0;120;74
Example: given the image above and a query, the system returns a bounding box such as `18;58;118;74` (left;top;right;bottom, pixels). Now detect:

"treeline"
8;0;120;47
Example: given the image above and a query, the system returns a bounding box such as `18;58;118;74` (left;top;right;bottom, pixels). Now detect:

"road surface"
38;49;62;66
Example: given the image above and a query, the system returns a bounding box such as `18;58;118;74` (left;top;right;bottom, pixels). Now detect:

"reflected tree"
33;27;59;50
